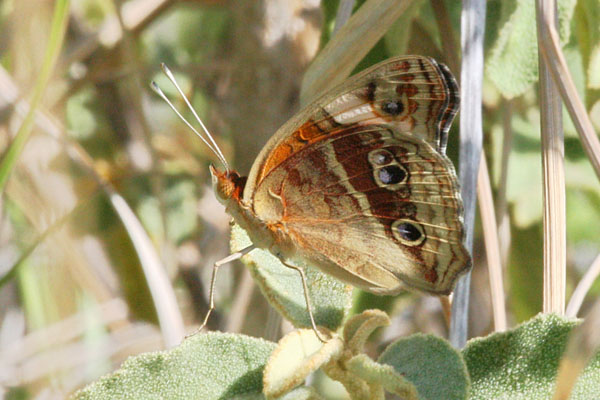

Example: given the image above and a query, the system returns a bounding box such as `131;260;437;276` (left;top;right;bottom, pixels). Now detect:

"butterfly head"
210;165;246;204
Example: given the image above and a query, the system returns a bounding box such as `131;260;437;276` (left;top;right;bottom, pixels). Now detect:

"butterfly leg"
189;244;255;338
280;260;327;342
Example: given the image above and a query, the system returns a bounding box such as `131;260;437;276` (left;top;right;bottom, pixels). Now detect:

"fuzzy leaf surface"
463;313;600;399
263;329;343;398
378;333;469;400
486;0;576;98
231;224;352;331
72;332;276;400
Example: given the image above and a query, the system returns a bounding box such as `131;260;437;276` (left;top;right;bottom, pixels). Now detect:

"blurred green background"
0;0;599;397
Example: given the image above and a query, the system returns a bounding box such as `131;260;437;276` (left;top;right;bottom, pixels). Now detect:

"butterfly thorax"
210;165;290;254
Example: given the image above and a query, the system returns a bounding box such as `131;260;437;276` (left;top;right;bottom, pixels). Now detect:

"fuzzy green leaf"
573;0;600;89
463;313;600;399
231;224;353;331
343;309;390;354
263;329;343;399
346;354;418;399
72;332;276;400
486;0;576;98
378;333;470;400
588;43;600;89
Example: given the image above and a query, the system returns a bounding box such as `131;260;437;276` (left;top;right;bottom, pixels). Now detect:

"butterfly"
153;55;471;340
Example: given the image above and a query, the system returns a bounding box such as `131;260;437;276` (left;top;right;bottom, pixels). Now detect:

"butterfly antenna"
158;63;229;171
150;65;230;172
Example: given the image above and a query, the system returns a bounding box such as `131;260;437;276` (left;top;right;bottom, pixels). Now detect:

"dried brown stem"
430;0;459;74
536;0;566;316
477;154;507;331
566;253;600;318
225;268;256;333
537;3;600;181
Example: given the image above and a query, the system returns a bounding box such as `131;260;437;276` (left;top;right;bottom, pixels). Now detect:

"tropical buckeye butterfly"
153;55;471;340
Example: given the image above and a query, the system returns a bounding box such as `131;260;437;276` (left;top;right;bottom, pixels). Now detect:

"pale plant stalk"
222;0;362;338
0;299;134;387
566;253;600;318
537;1;600;181
430;0;485;336
477;155;507;331
225;269;256;333
4;318;161;387
0;299;127;368
332;0;356;35
536;0;566;315
450;0;486;348
109;193;185;347
235;0;359;339
495;100;513;221
495;101;513;266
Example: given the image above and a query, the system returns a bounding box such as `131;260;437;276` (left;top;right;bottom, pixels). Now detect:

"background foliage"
0;0;599;398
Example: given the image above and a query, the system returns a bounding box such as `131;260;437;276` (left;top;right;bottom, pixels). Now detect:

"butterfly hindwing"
251;124;469;295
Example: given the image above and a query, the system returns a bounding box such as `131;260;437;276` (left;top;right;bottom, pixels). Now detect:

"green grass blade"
0;0;71;192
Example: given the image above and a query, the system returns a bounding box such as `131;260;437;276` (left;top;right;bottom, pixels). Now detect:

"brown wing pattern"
244;56;459;200
251;124;470;295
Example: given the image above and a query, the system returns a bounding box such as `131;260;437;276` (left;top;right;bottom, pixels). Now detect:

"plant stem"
536;0;566;315
477;154;507;331
449;0;486;348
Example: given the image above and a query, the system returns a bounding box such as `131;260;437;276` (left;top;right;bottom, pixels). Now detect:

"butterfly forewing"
244;56;458;200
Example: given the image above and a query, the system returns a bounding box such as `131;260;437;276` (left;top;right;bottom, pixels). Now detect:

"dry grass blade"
332;0;356;35
537;4;600;182
566;253;600;318
1;299;127;370
300;0;414;105
536;0;566;316
553;299;600;400
108;193;185;347
495;101;513;266
430;0;459;74
477;155;507;331
449;0;486;348
4;318;161;390
495;100;513;222
0;198;89;288
224;268;255;334
0;67;185;348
